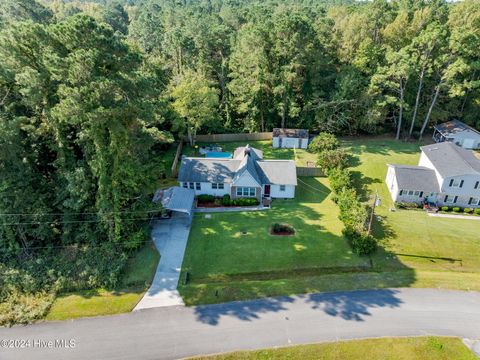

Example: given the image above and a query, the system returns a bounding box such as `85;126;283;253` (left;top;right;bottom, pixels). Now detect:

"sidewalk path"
133;214;192;310
428;213;480;221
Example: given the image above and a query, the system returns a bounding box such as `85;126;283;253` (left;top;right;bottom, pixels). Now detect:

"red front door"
264;185;271;197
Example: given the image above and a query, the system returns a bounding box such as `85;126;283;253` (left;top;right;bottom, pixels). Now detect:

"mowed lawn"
344;138;480;278
180;136;480;305
191;337;477;360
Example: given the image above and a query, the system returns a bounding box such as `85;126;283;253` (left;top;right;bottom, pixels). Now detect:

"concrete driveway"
1;289;479;360
133;213;192;310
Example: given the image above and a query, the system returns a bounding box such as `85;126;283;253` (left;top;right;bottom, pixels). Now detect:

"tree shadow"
306;288;403;321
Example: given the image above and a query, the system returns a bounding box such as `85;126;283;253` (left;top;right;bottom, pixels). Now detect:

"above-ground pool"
206;152;233;159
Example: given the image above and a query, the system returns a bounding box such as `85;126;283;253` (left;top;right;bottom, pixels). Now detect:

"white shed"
433;120;480;150
272;128;309;149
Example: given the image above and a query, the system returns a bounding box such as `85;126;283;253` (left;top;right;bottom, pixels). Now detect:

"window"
449;179;463;188
182;182;188;188
280;185;286;192
408;190;414;195
236;187;256;197
469;197;480;206
444;195;457;204
211;183;224;190
195;182;201;190
189;182;194;189
475;181;479;190
414;191;420;196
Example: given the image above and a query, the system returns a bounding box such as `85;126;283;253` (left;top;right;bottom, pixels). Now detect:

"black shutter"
475;181;479;189
454;196;458;203
460;180;464;188
444;195;448;202
419;191;423;198
399;190;403;195
469;198;473;205
449;179;454;187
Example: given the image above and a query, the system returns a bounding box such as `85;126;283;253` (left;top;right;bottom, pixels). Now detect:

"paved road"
134;214;192;310
1;288;479;360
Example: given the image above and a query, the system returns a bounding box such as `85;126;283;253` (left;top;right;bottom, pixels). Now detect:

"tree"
171;70;219;146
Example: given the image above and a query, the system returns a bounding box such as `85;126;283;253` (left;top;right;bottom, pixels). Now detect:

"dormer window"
449;179;464;188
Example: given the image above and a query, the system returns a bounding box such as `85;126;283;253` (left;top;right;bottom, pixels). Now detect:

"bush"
317;148;349;172
397;202;421;209
222;194;231;206
231;198;259;206
327;167;351;195
452;207;461;213
441;206;449;212
343;226;377;255
463;208;472;214
474;208;480;215
197;194;215;204
308;132;339;153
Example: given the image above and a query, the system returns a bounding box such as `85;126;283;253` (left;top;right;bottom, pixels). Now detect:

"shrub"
474;208;480;215
222;194;231;206
343;226;377;255
197;194;215;204
231;198;259;206
441;206;449;212
327;167;351;195
463;208;472;214
452;207;461;213
397;202;421;209
308;132;339;153
317;148;349;172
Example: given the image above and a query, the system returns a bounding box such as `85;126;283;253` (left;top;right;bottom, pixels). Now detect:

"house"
432;120;480;150
272;128;309;149
386;142;480;208
178;145;297;201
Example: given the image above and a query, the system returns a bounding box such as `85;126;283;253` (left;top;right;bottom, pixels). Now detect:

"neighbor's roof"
272;128;309;139
152;186;195;215
433;120;480;136
178;144;297;185
388;165;440;193
420;142;480;177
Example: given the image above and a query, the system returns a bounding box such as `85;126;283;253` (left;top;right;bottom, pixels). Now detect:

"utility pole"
368;190;380;235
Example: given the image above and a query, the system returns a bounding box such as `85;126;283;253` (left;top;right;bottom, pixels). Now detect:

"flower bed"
270;223;295;236
196;194;259;208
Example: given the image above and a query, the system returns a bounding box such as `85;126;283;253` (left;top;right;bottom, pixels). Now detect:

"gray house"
178;145;297;201
386;142;480;208
432;120;480;150
272;128;309;149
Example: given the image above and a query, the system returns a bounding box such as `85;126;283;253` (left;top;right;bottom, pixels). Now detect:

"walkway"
428;213;480;221
133;213;192;310
1;289;479;360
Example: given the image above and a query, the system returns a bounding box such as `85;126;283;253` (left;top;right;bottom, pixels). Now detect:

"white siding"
299;138;308;149
447;130;480;149
269;184;295;198
272;137;280;148
232;171;261;187
273;137;303;148
385;166;399;202
179;182;230;196
437;174;480;207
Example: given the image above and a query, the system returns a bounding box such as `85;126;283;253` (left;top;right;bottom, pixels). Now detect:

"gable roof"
388;165;440;193
273;128;309;139
420;142;480;177
433;120;480;137
178;145;297;185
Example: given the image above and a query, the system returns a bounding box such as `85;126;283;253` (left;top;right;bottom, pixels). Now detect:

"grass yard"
46;243;159;321
179;136;480;306
190;337;477;360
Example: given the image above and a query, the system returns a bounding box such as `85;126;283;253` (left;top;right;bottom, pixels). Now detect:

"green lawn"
179;136;480;306
191;337;477;360
46;243;159;321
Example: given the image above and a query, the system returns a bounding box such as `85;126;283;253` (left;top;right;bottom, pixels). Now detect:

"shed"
152;186;195;216
433;120;480;150
272;128;309;149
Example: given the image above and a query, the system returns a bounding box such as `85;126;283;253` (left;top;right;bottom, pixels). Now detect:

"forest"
0;0;479;323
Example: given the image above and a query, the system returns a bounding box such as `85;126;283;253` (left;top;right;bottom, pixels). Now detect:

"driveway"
133;213;192;310
1;288;479;360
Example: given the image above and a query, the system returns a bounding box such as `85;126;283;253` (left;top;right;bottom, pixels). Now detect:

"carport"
152;186;195;217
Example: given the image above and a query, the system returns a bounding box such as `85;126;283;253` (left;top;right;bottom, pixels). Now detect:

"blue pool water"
206;152;233;159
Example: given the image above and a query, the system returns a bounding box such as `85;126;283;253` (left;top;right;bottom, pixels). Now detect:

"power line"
0;209;159;217
0;216;153;226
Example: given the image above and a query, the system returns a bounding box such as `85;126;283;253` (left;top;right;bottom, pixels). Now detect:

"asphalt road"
0;288;479;360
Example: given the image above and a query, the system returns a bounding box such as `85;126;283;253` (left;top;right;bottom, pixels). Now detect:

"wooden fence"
296;166;324;177
186;132;273;143
170;141;183;177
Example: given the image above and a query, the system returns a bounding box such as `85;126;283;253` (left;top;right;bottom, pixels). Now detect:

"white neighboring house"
272;128;309;149
432;120;480;150
386;142;480;208
178;145;297;202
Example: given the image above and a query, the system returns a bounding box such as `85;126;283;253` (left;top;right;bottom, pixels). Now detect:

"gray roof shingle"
152;186;195;215
389;165;440;193
434;120;480;136
420;142;480;177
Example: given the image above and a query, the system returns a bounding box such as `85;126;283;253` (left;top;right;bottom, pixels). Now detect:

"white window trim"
279;185;286;192
470;197;480;206
236;187;256;197
451;179;461;188
445;195;455;204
